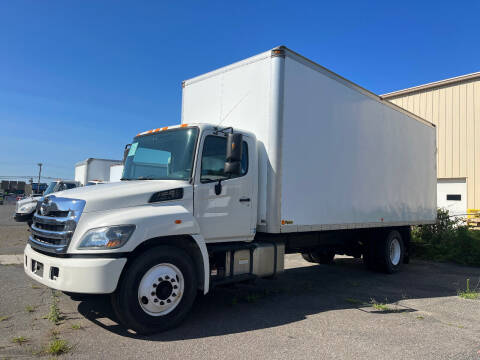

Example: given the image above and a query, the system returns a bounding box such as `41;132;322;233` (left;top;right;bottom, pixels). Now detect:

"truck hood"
52;180;191;213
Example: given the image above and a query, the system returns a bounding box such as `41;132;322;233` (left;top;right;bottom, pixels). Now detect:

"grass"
412;208;480;266
12;336;28;345
25;305;35;313
46;291;61;324
71;324;82;330
458;279;480;300
370;299;391;311
416;316;424;320
45;339;70;355
0;316;8;322
345;297;365;306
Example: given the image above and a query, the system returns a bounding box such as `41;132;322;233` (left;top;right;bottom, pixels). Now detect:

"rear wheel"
379;230;404;273
111;245;197;334
363;230;404;273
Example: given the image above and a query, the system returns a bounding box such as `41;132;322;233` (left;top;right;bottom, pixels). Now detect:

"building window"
446;194;461;201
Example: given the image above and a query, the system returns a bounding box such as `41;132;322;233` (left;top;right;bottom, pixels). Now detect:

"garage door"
437;178;467;217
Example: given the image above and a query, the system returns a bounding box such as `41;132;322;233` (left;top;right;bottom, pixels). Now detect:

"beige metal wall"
385;78;480;209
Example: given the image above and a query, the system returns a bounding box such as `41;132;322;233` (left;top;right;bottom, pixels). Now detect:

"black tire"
378;230;404;273
302;250;335;264
111;245;198;334
310;250;335;264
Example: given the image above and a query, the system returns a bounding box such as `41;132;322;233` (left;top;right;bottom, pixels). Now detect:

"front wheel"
111;245;198;334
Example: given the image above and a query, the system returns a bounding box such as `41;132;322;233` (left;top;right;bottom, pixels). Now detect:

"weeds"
458;279;480;300
416;316;424;320
370;299;390;311
25;305;35;313
46;291;61;324
345;298;365;306
0;316;8;322
45;339;70;355
12;336;28;345
412;208;480;266
71;324;82;330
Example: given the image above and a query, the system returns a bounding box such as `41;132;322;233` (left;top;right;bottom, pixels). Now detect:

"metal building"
381;72;480;215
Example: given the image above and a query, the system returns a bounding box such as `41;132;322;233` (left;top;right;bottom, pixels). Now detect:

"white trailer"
109;164;124;183
74;158;121;186
24;46;436;334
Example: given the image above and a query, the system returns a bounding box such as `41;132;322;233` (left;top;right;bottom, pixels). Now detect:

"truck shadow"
76;257;480;341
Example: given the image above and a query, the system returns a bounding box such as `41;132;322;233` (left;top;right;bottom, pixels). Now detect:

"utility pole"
37;163;43;194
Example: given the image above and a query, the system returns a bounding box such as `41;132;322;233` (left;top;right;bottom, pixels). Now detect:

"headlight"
78;225;135;249
18;202;37;214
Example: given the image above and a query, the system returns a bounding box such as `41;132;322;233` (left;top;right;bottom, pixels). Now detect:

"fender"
70;203;200;254
190;234;210;294
68;203;211;293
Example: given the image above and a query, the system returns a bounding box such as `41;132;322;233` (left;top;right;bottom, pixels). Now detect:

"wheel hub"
138;263;184;316
156;281;173;300
389;238;401;266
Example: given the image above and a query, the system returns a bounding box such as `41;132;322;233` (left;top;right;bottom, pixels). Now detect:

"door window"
200;135;248;183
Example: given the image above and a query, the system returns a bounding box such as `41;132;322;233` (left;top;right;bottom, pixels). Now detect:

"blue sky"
1;1;479;180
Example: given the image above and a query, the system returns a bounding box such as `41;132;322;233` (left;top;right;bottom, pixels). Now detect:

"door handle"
239;197;250;202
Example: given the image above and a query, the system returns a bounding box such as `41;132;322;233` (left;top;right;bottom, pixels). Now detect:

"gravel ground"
0;205;30;255
0;203;479;359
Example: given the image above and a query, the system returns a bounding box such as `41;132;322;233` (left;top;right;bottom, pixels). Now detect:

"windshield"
122;128;198;181
43;182;57;195
44;182;76;195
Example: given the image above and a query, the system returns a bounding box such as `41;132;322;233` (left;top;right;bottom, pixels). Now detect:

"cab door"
194;131;255;243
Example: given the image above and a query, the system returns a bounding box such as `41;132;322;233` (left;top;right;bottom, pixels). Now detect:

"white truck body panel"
109;164;124;182
75;158;121;185
182;47;437;233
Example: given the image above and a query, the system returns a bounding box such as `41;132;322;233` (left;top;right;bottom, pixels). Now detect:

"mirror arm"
215;179;222;196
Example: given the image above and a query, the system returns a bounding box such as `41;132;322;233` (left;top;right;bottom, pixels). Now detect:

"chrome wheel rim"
389;238;401;266
138;263;184;316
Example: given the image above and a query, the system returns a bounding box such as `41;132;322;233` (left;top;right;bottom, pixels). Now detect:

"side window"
200;135;248;183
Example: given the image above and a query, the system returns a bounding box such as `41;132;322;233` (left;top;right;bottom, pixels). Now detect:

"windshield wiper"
136;176;156;180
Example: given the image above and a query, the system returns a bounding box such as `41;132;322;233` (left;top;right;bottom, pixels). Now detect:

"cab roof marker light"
180;124;188;127
161;126;168;131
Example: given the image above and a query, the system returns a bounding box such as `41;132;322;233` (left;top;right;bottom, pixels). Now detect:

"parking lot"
0;204;479;359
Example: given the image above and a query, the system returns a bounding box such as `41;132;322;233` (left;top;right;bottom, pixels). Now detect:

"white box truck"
75;158;121;186
109;164;124;183
24;47;436;334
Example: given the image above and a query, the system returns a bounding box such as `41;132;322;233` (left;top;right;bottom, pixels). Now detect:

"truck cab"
24;124;261;333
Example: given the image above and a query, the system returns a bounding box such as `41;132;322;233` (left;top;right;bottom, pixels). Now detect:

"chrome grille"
29;196;86;254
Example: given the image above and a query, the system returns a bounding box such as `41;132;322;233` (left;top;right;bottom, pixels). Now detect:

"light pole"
37;163;43;194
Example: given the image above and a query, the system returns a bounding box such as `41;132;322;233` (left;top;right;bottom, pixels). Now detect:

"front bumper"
14;212;33;222
24;244;127;294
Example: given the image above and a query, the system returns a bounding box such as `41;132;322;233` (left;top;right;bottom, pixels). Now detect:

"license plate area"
31;260;44;278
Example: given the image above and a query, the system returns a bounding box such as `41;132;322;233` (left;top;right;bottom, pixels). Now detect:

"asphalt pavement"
0;203;479;359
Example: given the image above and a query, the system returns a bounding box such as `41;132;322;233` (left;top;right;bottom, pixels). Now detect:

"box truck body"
74;158;121;185
25;46;436;334
182;47;436;233
109;164;124;182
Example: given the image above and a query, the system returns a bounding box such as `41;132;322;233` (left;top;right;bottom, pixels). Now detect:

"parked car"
14;180;80;226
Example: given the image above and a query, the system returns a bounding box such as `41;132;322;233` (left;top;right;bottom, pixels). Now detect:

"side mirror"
123;144;131;163
224;133;243;176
